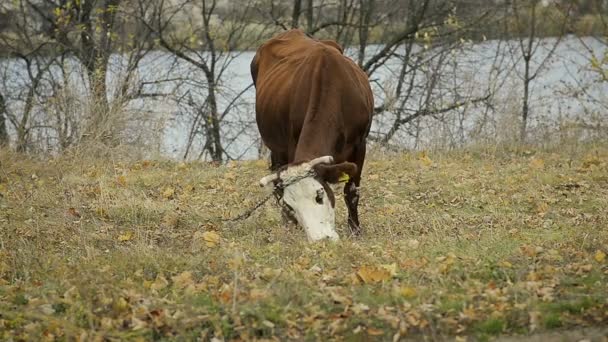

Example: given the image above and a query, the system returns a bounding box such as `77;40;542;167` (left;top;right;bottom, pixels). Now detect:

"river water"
1;36;606;159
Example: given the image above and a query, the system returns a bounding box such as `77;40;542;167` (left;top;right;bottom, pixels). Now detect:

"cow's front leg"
344;181;361;236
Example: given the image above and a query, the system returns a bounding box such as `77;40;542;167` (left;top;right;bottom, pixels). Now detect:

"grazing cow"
251;29;374;241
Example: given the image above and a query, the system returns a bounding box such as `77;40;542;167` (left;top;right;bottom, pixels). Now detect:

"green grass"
1;144;607;340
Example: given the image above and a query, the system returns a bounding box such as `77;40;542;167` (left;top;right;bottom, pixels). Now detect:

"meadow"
1;143;607;341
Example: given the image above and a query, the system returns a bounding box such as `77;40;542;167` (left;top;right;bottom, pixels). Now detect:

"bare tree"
140;0;270;161
27;0;157;143
0;1;58;152
509;0;571;142
0;93;8;147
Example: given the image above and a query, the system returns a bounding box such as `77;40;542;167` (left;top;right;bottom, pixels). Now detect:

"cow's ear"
314;162;357;184
250;53;259;87
320;39;344;54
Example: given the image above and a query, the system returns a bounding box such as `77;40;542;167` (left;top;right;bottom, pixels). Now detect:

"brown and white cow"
251;29;374;241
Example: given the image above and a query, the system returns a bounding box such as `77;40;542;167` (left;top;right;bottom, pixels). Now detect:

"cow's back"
252;30;373;164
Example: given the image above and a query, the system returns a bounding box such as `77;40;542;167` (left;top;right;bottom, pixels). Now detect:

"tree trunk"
357;0;374;66
519;0;537;143
0;93;8;147
16;79;40;153
306;0;314;33
206;78;223;162
521;56;531;142
292;0;302;28
79;0;118;142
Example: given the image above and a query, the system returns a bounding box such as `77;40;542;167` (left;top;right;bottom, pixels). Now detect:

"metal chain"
219;191;275;222
206;169;316;224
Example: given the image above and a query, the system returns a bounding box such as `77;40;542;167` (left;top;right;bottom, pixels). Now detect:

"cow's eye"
315;189;324;204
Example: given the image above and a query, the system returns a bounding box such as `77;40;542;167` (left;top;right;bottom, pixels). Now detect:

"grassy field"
1;144;607;341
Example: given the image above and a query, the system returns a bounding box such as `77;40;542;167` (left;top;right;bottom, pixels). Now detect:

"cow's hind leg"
344;144;366;236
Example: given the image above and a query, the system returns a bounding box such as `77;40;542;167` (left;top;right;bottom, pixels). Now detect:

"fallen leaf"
202;231;220;248
418;151;433;167
581;154;601;169
356;265;392;284
224;172;237;181
595;250;606;263
112;297;129;313
262;320;275;328
529;158;545;169
172;271;194;289
151;275;169;291
406;239;420;249
67;207;81;218
437;253;456;274
338;172;350;183
162;187;175;199
218;284;232;303
398;286;417;298
352;303;370;314
498;260;513;268
162;212;180;229
118;231;134;242
367;328;384;336
116;175;127;187
38;304;55;315
536;202;549;216
249;288;269;300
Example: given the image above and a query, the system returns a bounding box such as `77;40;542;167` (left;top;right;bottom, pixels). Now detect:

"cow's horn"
309;155;334;166
259;173;279;187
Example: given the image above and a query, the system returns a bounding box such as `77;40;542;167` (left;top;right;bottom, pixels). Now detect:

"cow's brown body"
251;29;374;234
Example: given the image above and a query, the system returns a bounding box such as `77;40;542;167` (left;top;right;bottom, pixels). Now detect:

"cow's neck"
293;122;339;163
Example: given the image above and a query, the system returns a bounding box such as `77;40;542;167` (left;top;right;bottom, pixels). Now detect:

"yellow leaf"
116;175;127;187
118;231;134;242
418;151;433;167
356;265;392;284
537;202;549;216
249;288;269;300
367;328;384;336
162;187;175;199
595;250;606;263
529;158;545;169
498;261;513;268
171;271;194;289
202;231;220;248
112;297;129;313
399;286;417;298
338;172;350;183
151;275;168;291
582;155;601;169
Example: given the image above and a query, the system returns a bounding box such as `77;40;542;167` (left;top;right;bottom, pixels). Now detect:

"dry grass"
1;143;607;341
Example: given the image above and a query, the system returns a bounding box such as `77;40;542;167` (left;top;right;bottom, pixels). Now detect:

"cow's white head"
259;156;357;242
